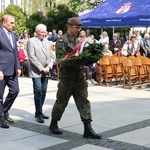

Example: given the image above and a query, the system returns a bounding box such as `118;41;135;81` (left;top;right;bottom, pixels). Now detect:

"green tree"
1;4;27;36
68;0;93;13
27;13;47;36
46;4;77;32
27;4;77;36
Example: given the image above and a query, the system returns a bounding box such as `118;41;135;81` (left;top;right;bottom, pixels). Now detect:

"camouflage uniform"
51;32;92;121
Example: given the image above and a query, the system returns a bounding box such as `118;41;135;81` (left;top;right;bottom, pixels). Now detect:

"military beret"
68;17;82;26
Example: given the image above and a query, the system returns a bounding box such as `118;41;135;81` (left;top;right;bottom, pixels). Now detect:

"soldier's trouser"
51;77;92;121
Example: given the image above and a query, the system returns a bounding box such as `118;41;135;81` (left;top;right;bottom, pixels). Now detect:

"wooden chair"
134;57;147;87
122;58;139;89
128;55;135;64
103;55;111;59
109;56;123;84
141;57;150;84
98;57;114;86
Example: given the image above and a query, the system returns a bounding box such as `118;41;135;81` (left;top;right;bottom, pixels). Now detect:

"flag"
62;40;86;60
38;9;43;15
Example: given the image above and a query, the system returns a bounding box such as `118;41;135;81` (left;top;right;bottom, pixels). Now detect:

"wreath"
58;41;104;66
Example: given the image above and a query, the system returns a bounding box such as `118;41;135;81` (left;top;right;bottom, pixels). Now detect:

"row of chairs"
96;55;150;89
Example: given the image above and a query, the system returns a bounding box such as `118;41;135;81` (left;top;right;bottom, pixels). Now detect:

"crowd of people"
16;22;150;83
76;28;150;84
0;14;102;139
0;13;149;140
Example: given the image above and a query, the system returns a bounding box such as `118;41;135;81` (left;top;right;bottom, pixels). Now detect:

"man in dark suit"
0;14;21;129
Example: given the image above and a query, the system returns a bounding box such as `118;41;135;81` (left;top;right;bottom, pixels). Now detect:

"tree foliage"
46;4;77;32
68;0;93;13
27;13;47;36
1;4;27;36
28;4;77;35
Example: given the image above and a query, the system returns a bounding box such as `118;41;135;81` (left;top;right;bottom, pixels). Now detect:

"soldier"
49;17;101;139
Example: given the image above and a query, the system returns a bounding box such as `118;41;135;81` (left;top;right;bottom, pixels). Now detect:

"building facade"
0;0;69;14
0;0;21;12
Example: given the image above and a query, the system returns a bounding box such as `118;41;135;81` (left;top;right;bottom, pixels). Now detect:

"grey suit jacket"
27;37;53;78
140;38;150;56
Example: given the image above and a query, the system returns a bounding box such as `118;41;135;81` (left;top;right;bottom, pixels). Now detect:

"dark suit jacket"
0;27;20;76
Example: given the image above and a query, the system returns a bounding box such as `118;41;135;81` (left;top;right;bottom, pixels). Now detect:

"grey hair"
144;33;150;38
35;24;47;31
102;31;108;36
113;33;118;37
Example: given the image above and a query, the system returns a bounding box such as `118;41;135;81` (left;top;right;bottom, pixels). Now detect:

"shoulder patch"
58;39;64;42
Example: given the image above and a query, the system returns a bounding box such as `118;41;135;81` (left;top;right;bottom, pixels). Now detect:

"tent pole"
101;27;103;33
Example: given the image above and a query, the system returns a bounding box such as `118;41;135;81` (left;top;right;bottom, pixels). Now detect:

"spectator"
90;34;99;43
140;33;150;57
103;44;112;56
82;65;97;84
27;24;53;123
126;34;140;56
18;39;29;77
133;29;142;43
122;31;130;44
47;31;52;40
58;30;63;37
99;31;109;45
22;29;30;44
50;42;57;80
86;29;91;38
109;33;123;56
47;29;58;42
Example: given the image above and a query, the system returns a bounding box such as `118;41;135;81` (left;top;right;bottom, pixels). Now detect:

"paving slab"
1;77;150;150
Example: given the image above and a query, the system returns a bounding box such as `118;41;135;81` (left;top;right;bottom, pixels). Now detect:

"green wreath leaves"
59;42;104;66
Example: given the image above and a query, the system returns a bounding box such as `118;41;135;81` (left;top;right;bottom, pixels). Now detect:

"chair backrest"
142;57;150;65
128;56;135;65
122;58;132;67
110;56;119;65
134;57;142;66
100;57;110;65
103;55;111;59
118;56;127;64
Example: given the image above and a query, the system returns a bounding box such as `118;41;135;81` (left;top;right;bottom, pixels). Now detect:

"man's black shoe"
49;125;62;134
0;120;9;128
36;116;44;123
4;112;14;123
42;114;49;119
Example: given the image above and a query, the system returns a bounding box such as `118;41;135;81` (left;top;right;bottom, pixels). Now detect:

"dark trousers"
51;69;92;121
82;65;97;80
32;77;48;117
22;61;29;77
0;74;19;121
50;61;57;77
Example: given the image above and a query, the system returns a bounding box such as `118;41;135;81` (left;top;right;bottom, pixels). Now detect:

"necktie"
145;40;149;47
8;32;13;48
131;43;134;52
41;39;47;53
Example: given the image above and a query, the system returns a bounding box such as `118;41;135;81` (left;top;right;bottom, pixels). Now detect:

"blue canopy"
78;0;150;28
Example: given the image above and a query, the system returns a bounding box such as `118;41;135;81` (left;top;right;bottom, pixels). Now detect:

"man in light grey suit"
27;24;53;123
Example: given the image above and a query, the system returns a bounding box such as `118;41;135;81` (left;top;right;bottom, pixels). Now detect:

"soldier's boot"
83;120;101;139
49;119;62;134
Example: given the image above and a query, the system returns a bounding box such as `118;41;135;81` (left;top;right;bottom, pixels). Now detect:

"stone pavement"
1;77;150;150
